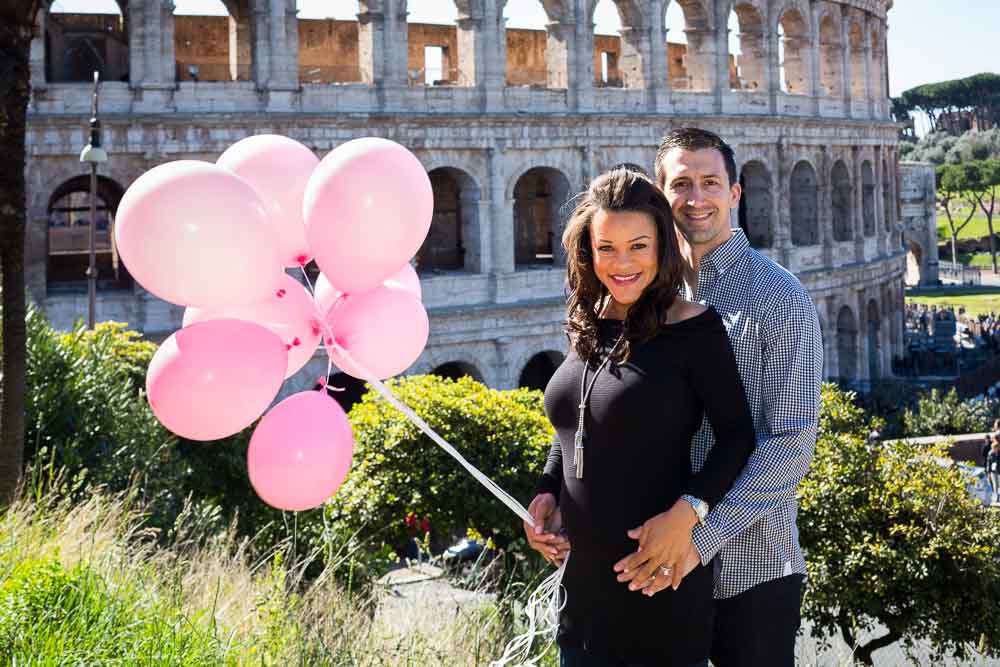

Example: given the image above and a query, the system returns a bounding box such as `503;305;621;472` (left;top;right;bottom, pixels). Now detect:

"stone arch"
837;305;858;381
513;167;572;267
405;0;477;87
848;20;865;99
296;0;362;84
172;0;253;82
867;298;880;380
831;159;852;242
46;174;130;289
416;167;483;274
46;0;129;83
432;360;486;383
862;159;875;237
503;0;573;89
727;2;768;92
519;350;565;391
789;160;819;246
591;0;648;89
323;371;368;414
737;160;773;249
775;5;811;96
905;240;923;286
818;12;843;98
664;0;714;92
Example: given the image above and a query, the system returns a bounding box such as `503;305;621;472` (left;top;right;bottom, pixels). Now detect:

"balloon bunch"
114;135;433;512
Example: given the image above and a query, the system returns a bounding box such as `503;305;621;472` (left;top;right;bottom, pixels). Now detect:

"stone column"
861;18;873;118
767;26;780;113
228;13;253;82
648;4;670;111
824;296;839;379
774;140;791;267
856;289;870;383
685;27;718;93
357;2;386;86
713;1;729;112
249;0;271;88
873;145;886;256
478;0;507;110
30;10;46;91
840;14;852;116
618;25;653;93
818;146;834;267
852;146;865;262
488;144;514;276
132;0;176;111
808;27;822;114
267;0;299;88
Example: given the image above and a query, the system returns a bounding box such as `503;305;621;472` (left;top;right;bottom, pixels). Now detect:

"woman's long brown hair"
563;166;684;363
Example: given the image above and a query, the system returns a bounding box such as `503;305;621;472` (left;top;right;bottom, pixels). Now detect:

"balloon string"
330;341;536;528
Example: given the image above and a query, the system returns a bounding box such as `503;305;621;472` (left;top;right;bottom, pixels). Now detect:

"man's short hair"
654;127;738;189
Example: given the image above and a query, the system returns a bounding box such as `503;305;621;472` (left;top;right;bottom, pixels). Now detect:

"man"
526;128;822;666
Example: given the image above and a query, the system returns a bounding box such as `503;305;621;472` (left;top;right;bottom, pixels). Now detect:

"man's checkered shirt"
686;229;823;600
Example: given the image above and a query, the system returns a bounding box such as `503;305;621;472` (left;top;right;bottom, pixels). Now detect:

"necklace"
573;329;625;479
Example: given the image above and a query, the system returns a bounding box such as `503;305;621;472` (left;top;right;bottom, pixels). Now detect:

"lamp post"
79;71;107;330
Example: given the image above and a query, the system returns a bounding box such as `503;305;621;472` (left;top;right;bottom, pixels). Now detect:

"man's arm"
691;288;823;565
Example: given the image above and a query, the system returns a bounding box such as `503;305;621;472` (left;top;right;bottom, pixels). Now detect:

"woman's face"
590;208;659;318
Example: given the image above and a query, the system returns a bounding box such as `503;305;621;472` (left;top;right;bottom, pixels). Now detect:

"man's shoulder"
733;248;813;309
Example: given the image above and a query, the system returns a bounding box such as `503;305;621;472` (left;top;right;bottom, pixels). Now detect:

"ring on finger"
660;565;672;577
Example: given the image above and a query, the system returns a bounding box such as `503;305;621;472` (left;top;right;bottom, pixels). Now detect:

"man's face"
658;147;741;250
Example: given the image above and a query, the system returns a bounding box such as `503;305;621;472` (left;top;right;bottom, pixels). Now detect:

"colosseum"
25;0;930;398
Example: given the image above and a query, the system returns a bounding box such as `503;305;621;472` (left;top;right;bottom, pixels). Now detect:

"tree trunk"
855;629;902;666
0;3;37;506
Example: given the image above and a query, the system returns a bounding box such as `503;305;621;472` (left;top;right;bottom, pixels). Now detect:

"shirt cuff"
534;473;561;502
692;522;725;566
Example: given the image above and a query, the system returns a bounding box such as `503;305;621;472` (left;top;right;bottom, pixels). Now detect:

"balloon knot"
296;254;308;266
285;343;292;351
325;337;333;346
316;376;328;389
292;337;301;346
276;288;287;298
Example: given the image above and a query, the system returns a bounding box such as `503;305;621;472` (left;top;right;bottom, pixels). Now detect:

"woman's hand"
523;493;571;566
613;499;699;592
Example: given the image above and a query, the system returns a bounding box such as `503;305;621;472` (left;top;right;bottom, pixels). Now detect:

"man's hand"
613;499;699;591
523;493;570;566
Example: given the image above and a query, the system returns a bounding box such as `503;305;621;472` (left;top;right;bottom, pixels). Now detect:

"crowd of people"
905;303;1000;352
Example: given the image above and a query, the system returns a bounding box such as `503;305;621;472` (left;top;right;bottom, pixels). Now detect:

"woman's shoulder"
661;299;718;329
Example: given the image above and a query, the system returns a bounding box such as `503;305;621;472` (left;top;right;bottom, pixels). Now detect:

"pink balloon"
313;263;421;317
146;319;288;441
217;135;319;268
183;274;322;379
247;390;354;511
115;160;283;308
303;138;433;295
324;285;429;380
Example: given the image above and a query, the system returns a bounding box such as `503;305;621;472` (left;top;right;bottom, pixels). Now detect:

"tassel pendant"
573;427;584;479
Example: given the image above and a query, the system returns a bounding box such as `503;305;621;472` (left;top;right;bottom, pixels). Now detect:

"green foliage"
326;375;554;565
900;73;1000;136
0;558;232;665
910;129;1000;166
900;387;992;437
800;384;1000;665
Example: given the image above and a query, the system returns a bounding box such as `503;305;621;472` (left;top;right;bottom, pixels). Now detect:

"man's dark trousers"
709;574;805;667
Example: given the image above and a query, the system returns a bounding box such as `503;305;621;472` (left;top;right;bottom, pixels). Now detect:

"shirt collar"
700;228;749;276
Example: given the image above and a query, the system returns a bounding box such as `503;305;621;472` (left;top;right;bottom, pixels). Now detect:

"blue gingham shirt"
686;229;823;599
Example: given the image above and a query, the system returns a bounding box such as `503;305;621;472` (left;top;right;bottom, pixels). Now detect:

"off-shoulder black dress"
535;308;755;665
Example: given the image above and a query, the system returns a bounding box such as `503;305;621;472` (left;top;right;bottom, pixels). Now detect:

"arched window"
47;0;128;83
593;0;623;88
905;241;922;286
47;175;130;290
831;160;853;242
174;0;249;81
837;305;858;381
406;1;471;86
790;161;819;246
433;361;484;383
862;160;875;237
665;0;712;92
504;0;565;88
777;9;810;96
513;167;571;267
296;1;362;84
728;4;766;92
416;167;482;273
737;161;773;249
519;351;564;391
818;15;843;97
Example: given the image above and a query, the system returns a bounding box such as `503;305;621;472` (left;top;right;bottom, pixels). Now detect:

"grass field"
937;213;994;242
906;286;1000;318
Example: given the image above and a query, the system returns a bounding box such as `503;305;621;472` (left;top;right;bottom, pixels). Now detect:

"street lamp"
79;70;107;330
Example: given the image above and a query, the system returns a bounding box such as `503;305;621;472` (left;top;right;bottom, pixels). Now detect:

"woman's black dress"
536;309;755;665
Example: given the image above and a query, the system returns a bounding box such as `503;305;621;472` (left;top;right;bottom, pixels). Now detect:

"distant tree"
901;73;1000;135
972;159;1000;272
936;163;981;265
800;385;1000;666
0;0;41;504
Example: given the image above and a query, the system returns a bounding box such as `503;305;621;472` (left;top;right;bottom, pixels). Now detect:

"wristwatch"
680;494;709;525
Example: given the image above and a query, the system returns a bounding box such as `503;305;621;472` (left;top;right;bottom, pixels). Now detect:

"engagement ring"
660;565;672;577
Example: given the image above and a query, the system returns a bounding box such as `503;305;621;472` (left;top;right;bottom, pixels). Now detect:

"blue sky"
49;0;998;103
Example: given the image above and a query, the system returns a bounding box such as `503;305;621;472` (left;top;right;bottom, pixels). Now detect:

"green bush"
899;387;991;437
799;384;1000;665
325;375;554;566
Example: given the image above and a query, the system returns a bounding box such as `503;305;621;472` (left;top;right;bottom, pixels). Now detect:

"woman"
988;434;1000;505
524;167;755;666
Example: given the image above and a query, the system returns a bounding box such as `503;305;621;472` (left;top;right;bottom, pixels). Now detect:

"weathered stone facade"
899;162;939;287
27;0;906;393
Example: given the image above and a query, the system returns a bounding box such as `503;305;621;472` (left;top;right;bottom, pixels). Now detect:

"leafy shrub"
325;375;554;566
800;384;1000;665
899;387;991;437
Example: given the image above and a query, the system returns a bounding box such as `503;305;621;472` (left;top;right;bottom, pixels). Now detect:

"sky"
49;0;1000;124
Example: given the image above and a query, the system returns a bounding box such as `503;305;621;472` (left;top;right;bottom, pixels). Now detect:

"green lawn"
937;213;995;242
906;286;1000;318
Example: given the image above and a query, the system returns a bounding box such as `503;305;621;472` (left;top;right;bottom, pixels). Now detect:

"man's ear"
729;181;742;207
